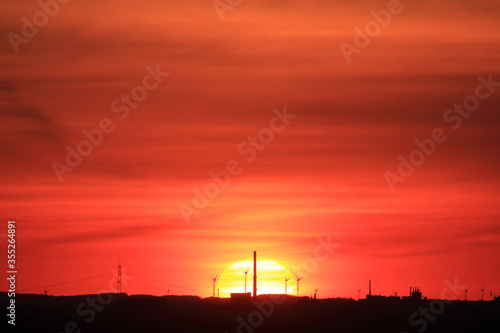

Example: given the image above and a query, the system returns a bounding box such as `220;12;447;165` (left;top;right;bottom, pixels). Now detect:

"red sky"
1;0;500;300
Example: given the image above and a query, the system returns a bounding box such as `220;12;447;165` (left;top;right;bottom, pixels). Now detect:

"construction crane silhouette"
242;267;250;293
210;273;218;298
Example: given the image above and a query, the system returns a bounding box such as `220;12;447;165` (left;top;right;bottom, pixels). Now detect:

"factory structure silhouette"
209;251;496;305
3;250;499;333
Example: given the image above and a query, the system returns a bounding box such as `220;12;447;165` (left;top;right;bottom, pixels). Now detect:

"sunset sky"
1;0;500;300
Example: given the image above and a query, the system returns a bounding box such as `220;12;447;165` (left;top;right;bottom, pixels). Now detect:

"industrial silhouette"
6;254;500;333
5;288;499;333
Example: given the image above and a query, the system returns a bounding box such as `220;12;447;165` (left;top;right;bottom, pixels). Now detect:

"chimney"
253;251;257;298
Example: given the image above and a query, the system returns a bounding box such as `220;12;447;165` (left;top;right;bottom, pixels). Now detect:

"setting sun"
217;259;296;298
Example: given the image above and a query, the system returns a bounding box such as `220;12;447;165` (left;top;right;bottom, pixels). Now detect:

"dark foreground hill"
1;292;499;333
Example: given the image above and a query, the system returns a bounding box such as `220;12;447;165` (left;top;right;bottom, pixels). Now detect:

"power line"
17;274;109;293
18;272;211;297
134;275;210;296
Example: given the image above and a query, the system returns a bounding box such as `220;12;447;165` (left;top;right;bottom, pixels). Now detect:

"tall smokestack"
253;251;257;298
369;280;371;296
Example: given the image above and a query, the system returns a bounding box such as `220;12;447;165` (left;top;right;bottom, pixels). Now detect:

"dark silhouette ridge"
1;292;499;333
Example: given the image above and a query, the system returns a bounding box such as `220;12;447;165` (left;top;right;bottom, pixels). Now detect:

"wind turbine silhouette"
481;286;485;301
357;289;361;300
464;288;468;301
210;273;218;298
284;276;292;295
242;267;250;293
296;275;304;296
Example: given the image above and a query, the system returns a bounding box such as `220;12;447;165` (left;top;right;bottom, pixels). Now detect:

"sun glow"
217;259;296;298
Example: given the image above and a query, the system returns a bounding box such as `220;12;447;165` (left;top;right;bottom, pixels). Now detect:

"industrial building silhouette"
4;255;499;332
